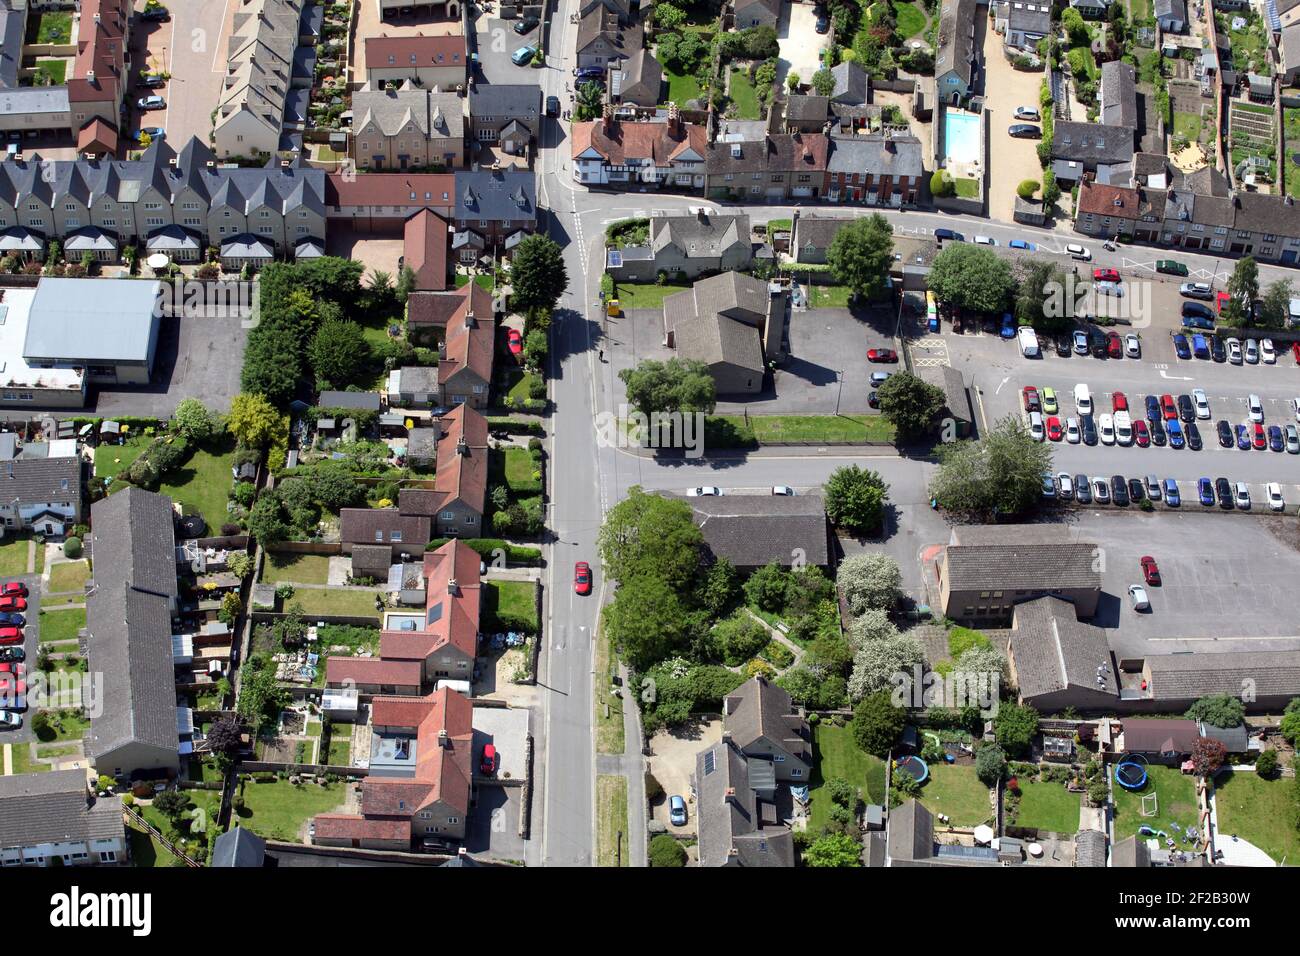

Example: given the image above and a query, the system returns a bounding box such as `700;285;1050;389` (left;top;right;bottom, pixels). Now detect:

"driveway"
465;784;526;860
777;3;831;88
326;229;404;271
647;717;721;835
471;704;530;782
130;0;233;151
476;17;539;85
981;25;1047;222
352;4;461;80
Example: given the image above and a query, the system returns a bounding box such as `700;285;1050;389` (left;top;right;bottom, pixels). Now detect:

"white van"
1074;383;1092;415
1113;410;1133;446
1017;325;1040;357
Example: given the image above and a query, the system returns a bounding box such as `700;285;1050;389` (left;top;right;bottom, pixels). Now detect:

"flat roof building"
0;288;86;408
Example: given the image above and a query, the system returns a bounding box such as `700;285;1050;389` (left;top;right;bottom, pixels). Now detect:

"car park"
1192;389;1210;419
1198;478;1215;506
1235;482;1251;510
1098;413;1115;445
1091;477;1110;504
1163;480;1180;507
1267;482;1286;512
1173;334;1191;360
1215;477;1233;509
1111;476;1129;506
1075;476;1092;504
1065;417;1081;443
1066;243;1092;260
1129;584;1151;611
1124;334;1141;358
1180;282;1214;300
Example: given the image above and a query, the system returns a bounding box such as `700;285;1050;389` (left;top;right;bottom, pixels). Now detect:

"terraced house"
704;131;829;202
571;108;707;188
352;82;466;170
0;138;325;265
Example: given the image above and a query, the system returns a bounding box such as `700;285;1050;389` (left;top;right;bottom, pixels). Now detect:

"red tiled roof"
571;117;707;166
339;509;431;550
404;209;450;292
371;694;436;728
399;405;490;519
325;656;423;689
67;0;129;105
407;281;492;327
327;172;455;209
359;687;474;818
312;813;412;843
438;298;494;388
1077;181;1141;220
365;33;468;71
77;118;119;156
379;540;481;663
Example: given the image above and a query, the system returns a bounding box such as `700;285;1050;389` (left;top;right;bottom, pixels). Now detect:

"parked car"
1172;334;1191;360
1198;477;1215;506
1261;338;1276;364
1159;394;1177;420
870;371;891;386
1072;329;1090;355
1124;334;1141;358
511;45;538;65
1111;475;1129;506
1192;389;1211;419
134;127;165;143
1028;411;1045;441
1244;338;1260;364
669;794;688;826
1132;418;1149;447
1286;424;1300;454
1267;482;1286;512
0;647;23;663
514;14;540;32
545;95;560;117
1128;478;1144;502
1180;282;1214;300
1217;419;1233;447
1075;475;1092;504
1162;479;1180;507
974;235;996;246
1148;417;1166;447
1268;425;1284;452
686;487;721;496
0;626;20;644
574;561;592;595
139;5;171;21
1226;337;1243;364
1009;239;1035;250
1176;394;1194;423
0;583;28;598
1098;413;1115;445
0;597;26;613
1186;422;1202;451
0;612;23;627
1235;481;1251;510
1248;394;1264;423
867;347;898;363
1091;476;1110;504
1065;417;1081;444
136;94;165;110
0;711;20;730
1215;477;1233;509
1080;414;1098;445
1008;123;1041;138
1156;259;1189;276
1129;584;1151;611
1167;419;1185;449
1057;473;1074;500
1041;473;1057;499
1046;416;1063;442
1093;268;1120;283
1014;106;1040;121
1066;243;1092;261
1235;423;1250;450
1182;301;1214;321
933;228;965;242
506;328;523;357
480;743;498;775
139;73;165;88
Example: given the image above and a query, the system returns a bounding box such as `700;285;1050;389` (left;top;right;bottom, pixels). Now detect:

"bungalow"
682;492;830;571
1118;717;1200;761
649;209;753;279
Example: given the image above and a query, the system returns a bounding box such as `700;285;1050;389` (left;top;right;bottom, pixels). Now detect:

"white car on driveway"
1192;388;1210;419
1267;482;1286;511
687;487;722;497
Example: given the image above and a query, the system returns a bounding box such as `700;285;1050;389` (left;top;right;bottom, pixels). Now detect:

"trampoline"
895;755;929;785
1115;754;1149;790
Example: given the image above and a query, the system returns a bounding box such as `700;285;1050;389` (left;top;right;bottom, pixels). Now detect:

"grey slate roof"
85;488;180;763
1121;717;1200;754
786;94;829;123
0;0;24;89
943;542;1102;593
683;493;830;568
694;737;795;867
1052;120;1136;166
886;799;935;862
353;83;464;139
1146;650;1300;702
723;677;811;763
935;0;977;86
24;278;161;365
1198;722;1249;752
1006;0;1053;35
1111;835;1151;867
469;84;540;121
672;311;765;374
830;61;869;105
1101;60;1139;130
454;168;536;225
1154;0;1187;22
212;825;267;867
826;133;924;177
1075;829;1107;867
0;456;81;510
0;770;125;849
650;211;750;260
318;390;383;411
793;214;849;254
1009;596;1118;702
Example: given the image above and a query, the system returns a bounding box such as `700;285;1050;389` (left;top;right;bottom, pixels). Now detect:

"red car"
1093;268;1121;283
0;676;25;696
0;582;27;599
1252;422;1266;449
0;597;25;613
506;328;523;357
480;743;497;775
1046;416;1063;441
1292;341;1300;364
0;626;21;644
1112;391;1128;413
1106;332;1123;358
1159;394;1177;420
1133;419;1150;447
574;561;592;595
1022;386;1040;413
1140;556;1161;586
867;348;898;363
0;662;25;680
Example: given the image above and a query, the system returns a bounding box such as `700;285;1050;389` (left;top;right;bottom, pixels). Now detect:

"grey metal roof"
1009;596;1118;702
24;278;160;365
453;168;536;224
1198;722;1249;752
0;86;70;116
694;737;795;867
1147;650;1300;702
469;84;540;120
0;770;125;848
318;390;383;411
684;493;829;568
0;454;80;509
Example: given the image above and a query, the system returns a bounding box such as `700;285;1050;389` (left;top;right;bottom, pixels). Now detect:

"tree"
803;832;863;867
786;71;801;91
837;553;903;616
174;398;217;442
652;1;686;30
1256;278;1294;330
510;234;568;315
823;465;890;535
777;666;848;709
743;562;791;613
848;633;924;699
649;833;688;866
696;558;741;618
929;170;955;197
309;319;369;388
619;357;716;433
1282;697;1300;745
848;607;899;649
604;575;699;671
1223;256;1259;326
395;264;417;304
714;612;771;666
523;329;548;370
205;715;243;759
1185;693;1246;728
955;643;1008;688
875;372;945;442
153;789;191;824
240;323;302;407
1014;258;1070;334
826;213;894;302
851;690;907;756
975;742;1006;786
992;702;1039;759
926;244;1016;315
811;67;836;96
1062;7;1089;46
247;493;290;547
63;536;82;559
929;416;1055;519
1190;737;1227;778
1255;748;1279;778
575;80;604;121
227;393;282;449
598;486;703;590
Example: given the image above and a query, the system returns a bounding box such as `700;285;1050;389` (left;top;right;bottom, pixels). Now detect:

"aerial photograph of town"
0;0;1297;927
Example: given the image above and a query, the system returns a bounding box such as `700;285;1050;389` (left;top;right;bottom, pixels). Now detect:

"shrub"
63;536;83;559
851;691;906;757
1185;693;1246;728
975;742;1006;786
1016;179;1040;200
649;834;687;867
1255;748;1279;778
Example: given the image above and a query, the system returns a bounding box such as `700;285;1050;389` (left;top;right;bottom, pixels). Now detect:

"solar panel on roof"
703;750;716;775
608;250;623;268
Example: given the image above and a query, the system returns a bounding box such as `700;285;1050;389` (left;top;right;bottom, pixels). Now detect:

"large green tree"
926;244;1016;315
875;371;945;441
240;323;302;407
1014;258;1071;334
851;690;907;756
928;416;1054;519
1256;278;1294;330
575;81;604;121
309;319;370;389
604;575;699;671
823;465;890;534
619;358;716;418
1223;256;1259;326
803;832;863;867
510;234;569;315
826;212;894;302
597;486;704;590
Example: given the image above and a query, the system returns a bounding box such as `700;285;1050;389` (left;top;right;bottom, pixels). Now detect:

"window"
790;768;804;778
773;754;785;762
65;203;77;211
99;850;117;863
391;531;403;543
447;817;458;825
144;202;162;211
66;218;80;228
374;530;384;542
441;510;455;520
146;217;164;227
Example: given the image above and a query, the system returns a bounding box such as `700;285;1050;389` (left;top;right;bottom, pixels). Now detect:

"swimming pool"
943;109;981;165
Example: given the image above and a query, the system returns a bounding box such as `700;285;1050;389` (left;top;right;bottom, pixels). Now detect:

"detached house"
396;405;489;537
662;272;787;394
693;735;796;866
649;209;753;279
572;108;707;189
722;677;813;782
575;3;645;69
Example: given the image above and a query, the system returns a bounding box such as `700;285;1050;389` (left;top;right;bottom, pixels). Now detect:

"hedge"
487;417;545;436
426;537;542;566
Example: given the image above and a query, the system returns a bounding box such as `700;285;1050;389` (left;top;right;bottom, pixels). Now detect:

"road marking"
995;376;1010;395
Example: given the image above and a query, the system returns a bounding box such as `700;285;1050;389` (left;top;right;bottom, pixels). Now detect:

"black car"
1088;328;1108;357
934;228;965;242
1054;335;1072;357
1215;477;1233;510
1210;336;1227;362
1111;475;1130;506
0;646;23;663
1177;394;1195;423
1186;422;1202;451
1075;474;1091;504
1217;419;1233;447
545;94;560;117
1182;301;1214;320
815;14;830;32
1080;415;1098;445
1149;418;1167;447
868;391;880;408
1128;478;1145;502
514;14;540;33
1008;123;1042;139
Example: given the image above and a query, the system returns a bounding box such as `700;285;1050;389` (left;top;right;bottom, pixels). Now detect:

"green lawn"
47;560;89;594
613;282;692;309
235;779;347;842
1285;108;1300;199
595;619;625;754
284;587;382;622
127;826;180;867
33;709;91;743
506;370;541;406
809;722;886;834
9;743;48;774
0;537;30;576
709;414;896;445
485;579;538;633
728;68;761;120
663;68;704;107
158;440;238;535
1112;764;1200;842
36;11;72;43
1013;779;1082;834
1213;770;1300;865
494;445;541;494
32;60;67;85
596;774;630;866
807;284;855;309
94;437;149;484
918;763;993;827
953;176;980;199
1172;110;1202;143
326;739;352;765
1127;0;1152;23
893;0;927;38
38;607;85;644
262;552;331;586
139;790;223;847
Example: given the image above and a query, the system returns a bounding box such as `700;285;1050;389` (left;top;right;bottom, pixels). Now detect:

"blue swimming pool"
943;109;980;165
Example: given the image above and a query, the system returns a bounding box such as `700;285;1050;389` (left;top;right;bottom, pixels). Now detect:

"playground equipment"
894;755;929;785
1115;753;1149;791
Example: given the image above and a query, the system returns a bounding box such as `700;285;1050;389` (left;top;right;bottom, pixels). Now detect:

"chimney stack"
668;103;680;136
464;309;476;329
602;103;614;133
448;577;459;595
724;787;739;807
457;436;468;455
438;729;450;748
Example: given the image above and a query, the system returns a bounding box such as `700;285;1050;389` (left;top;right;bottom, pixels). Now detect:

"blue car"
1235;424;1251;450
0;611;23;627
1144;395;1160;422
1269;425;1284;452
1198;478;1214;506
927;314;939;333
1163;479;1180;507
1192;334;1210;359
1009;239;1034;250
669;794;688;826
999;314;1017;339
1173;334;1191;360
1167;419;1185;448
511;45;538;65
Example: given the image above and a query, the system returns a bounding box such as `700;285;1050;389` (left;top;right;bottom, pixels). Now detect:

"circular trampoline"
895;755;929;785
1115;754;1149;790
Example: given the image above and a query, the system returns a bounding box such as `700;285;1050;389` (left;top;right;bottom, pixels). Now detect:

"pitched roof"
469;83;541;118
723;677;811;763
1110;835;1151;867
886;798;935;862
379;540;482;663
67;0;130;106
694;737;795;867
1075;829;1107;867
404;209;450;292
1120;717;1200;754
650;210;751;260
0;455;81;511
793;214;849;252
325;171;453;208
0;770;124;849
685;493;829;567
364;33;468;73
358;687;473;818
313;813;412;843
1077;181;1142;220
612;47;663;102
353;84;464;140
1009;596;1118;702
1145;650;1300;702
826;133;924;177
572;116;708;167
786;94;830;123
943;541;1102;594
85;488;180;763
398;405;489;518
1052;120;1135;166
25;277;161;364
705;132;830;175
936;0;978;84
1233;192;1300;240
338;508;431;548
830;61;869;104
438;296;495;388
211;826;266;867
454;167;536;224
1101;59;1139;129
325;656;423;688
